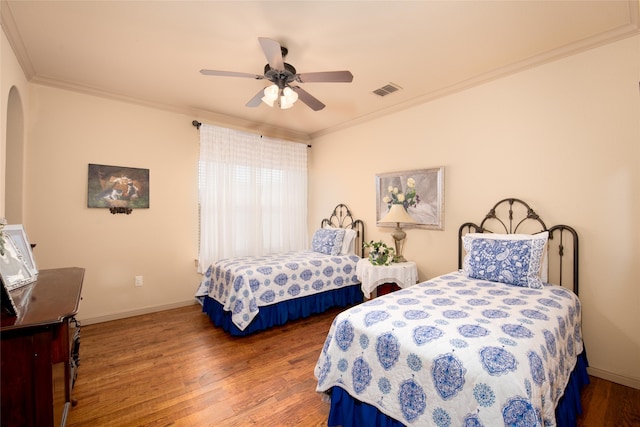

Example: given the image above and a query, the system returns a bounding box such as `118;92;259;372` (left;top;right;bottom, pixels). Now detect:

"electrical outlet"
135;276;143;287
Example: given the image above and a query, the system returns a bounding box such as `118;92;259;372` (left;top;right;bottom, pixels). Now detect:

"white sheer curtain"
198;124;308;272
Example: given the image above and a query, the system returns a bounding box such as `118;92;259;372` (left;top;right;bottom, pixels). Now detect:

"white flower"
385;177;419;209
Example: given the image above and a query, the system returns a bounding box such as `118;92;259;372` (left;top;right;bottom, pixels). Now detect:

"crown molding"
312;19;640;140
30;75;311;143
1;0;34;78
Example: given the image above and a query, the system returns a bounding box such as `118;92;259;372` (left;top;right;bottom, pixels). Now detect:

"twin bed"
314;198;588;427
195;204;366;336
196;198;588;426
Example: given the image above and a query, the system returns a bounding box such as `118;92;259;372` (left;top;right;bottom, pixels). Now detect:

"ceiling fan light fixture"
202;37;352;111
261;84;298;109
280;87;298;109
261;84;279;107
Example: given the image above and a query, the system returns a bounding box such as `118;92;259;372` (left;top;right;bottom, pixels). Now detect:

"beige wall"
4;28;203;322
3;23;639;388
309;35;640;388
23;85;202;322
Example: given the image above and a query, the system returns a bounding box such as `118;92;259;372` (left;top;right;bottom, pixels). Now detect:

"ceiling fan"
200;37;353;111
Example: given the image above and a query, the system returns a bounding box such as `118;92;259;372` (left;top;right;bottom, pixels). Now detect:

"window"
197;124;308;272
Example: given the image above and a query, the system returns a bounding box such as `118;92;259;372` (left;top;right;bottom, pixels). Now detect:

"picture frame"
0;225;38;291
376;167;445;230
3;225;38;279
87;163;150;210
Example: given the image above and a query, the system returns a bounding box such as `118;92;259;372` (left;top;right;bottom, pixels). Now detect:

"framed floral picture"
375;167;444;230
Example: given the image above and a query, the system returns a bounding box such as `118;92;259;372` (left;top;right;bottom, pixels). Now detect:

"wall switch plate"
135;276;143;287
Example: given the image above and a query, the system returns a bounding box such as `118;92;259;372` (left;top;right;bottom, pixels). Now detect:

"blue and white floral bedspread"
315;271;583;426
195;251;361;331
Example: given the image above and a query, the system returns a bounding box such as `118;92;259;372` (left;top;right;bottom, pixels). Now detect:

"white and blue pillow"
323;225;358;255
462;232;548;289
311;228;346;256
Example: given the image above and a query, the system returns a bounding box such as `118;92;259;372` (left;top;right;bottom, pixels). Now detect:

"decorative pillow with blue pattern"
324;226;358;255
462;232;548;289
311;228;346;256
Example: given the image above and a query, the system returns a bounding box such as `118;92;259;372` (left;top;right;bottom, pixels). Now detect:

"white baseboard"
588;367;640;390
78;299;200;325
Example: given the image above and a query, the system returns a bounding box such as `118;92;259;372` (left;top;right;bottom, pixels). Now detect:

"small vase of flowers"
363;240;395;266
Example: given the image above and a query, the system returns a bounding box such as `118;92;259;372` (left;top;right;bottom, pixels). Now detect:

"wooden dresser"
1;267;84;427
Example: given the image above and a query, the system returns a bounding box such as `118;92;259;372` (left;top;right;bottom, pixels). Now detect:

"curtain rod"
191;120;311;148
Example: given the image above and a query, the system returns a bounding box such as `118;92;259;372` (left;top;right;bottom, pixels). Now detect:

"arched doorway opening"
5;85;25;223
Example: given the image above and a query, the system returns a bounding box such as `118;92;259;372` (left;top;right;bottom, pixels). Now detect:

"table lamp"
380;204;417;262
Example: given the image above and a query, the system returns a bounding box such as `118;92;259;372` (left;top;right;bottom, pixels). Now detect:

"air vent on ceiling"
372;82;402;97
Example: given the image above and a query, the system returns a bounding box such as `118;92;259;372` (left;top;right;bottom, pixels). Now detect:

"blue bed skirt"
201;284;364;336
327;350;590;427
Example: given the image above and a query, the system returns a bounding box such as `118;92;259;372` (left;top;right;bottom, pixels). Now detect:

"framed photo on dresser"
0;224;38;291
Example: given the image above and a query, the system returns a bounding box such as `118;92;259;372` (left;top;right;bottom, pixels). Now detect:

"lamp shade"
380;204;416;224
280;87;298;109
261;84;278;107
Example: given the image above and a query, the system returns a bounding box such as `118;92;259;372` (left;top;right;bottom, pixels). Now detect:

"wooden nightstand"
356;258;418;298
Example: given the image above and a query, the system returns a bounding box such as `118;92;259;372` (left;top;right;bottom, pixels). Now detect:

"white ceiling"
2;1;638;142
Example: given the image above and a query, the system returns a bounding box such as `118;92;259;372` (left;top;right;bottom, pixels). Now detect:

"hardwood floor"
577;376;640;427
67;304;640;427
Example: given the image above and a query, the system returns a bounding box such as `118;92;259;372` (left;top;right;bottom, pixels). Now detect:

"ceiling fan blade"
291;86;325;111
200;69;264;79
296;71;354;83
246;89;265;108
258;37;285;71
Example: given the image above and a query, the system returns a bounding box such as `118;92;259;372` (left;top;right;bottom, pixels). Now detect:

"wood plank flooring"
66;304;640;427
